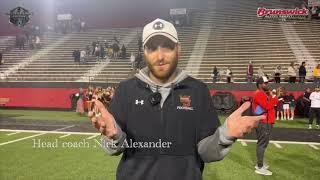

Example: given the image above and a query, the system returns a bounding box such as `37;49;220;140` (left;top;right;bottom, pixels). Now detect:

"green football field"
0;109;313;129
0;131;319;180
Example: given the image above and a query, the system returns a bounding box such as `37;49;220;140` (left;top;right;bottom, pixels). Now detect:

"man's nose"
156;47;165;60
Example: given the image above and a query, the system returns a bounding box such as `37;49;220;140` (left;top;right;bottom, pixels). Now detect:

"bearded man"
89;18;265;180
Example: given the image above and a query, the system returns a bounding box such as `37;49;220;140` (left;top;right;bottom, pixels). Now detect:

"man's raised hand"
88;99;117;138
226;102;265;138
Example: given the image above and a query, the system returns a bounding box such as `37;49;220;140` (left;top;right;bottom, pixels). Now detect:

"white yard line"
6;132;20;136
86;134;99;140
237;139;320;145
0;125;75;146
54;125;75;131
0;133;46;146
240;141;248;146
308;144;319;150
59;134;71;139
0;129;99;135
2;129;319;147
273;143;283;149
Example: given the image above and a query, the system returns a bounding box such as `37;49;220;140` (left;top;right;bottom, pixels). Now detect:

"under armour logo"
153;21;164;30
135;100;144;105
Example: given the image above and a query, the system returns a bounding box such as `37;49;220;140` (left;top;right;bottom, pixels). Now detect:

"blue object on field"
254;105;265;115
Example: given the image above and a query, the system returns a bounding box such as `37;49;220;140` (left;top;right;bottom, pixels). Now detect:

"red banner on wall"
0;88;304;109
0;88;78;109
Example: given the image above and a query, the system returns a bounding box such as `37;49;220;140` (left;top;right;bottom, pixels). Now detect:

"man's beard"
262;86;269;92
145;52;178;82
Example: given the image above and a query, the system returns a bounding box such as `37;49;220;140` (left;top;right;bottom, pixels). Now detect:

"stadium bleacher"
0;0;319;83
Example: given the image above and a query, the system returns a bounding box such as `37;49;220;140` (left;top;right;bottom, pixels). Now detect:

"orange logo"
179;95;191;107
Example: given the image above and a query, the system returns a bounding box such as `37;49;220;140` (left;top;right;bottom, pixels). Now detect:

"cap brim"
143;32;178;46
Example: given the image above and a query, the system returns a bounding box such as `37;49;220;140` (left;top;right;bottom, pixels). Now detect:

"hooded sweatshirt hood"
135;67;189;107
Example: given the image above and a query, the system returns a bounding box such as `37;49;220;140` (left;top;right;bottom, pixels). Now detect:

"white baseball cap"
256;76;269;85
142;18;179;46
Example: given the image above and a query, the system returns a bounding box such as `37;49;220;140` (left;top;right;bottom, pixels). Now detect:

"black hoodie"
101;68;235;180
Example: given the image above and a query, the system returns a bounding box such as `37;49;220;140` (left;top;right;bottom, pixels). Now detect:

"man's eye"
146;43;175;51
163;42;175;50
146;45;158;51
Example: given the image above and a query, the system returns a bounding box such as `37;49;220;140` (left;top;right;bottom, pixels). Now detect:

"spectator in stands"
112;43;120;59
95;45;100;61
287;62;297;83
80;49;86;64
130;52;135;70
226;66;232;83
0;52;2;65
107;45;113;58
298;62;307;83
313;64;320;85
288;93;296;120
72;50;77;62
86;45;91;55
100;44;105;59
257;65;265;78
72;49;80;64
247;61;254;83
276;87;284;120
212;66;219;83
92;41;97;55
302;87;311;118
253;76;278;176
35;36;41;49
309;86;320;129
121;44;126;59
273;65;282;83
80;20;86;32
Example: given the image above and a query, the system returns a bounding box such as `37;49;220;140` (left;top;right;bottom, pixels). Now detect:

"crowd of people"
274;87;296;120
73;86;116;114
72;37;145;70
72;36;134;64
54;18;87;34
212;61;320;84
15;25;42;50
253;84;319;129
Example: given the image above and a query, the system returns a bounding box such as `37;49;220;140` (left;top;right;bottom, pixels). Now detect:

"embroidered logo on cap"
153;21;164;30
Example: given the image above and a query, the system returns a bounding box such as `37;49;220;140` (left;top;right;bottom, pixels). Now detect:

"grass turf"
0;109;311;129
0;132;319;180
0;109;88;121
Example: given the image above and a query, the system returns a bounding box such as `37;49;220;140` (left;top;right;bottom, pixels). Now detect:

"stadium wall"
0;82;309;109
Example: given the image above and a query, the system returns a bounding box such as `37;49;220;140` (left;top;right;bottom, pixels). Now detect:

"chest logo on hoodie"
177;95;194;111
135;99;144;105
